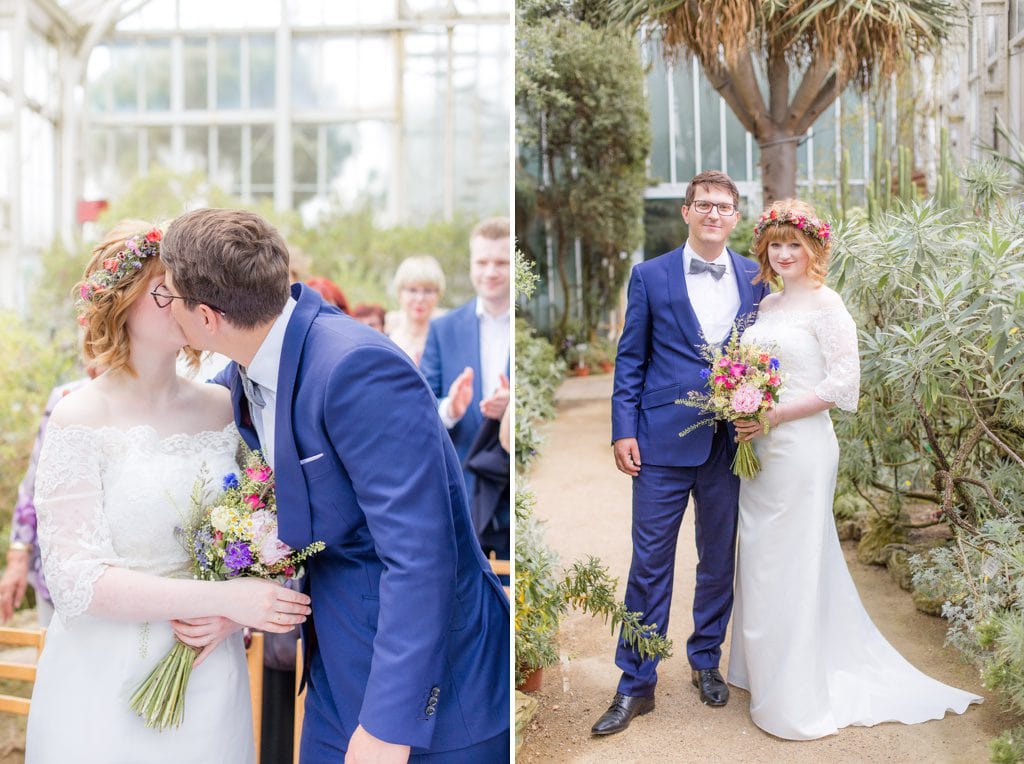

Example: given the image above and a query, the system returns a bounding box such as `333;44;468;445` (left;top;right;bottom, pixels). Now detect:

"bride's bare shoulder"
180;378;234;428
48;384;110;428
811;286;847;310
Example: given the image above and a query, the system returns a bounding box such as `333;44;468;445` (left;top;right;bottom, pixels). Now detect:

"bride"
26;221;311;763
728;199;981;740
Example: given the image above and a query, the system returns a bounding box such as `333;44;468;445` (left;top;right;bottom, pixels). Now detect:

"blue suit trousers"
615;425;740;696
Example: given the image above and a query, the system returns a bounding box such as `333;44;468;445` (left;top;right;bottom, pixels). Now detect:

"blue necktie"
689;259;726;280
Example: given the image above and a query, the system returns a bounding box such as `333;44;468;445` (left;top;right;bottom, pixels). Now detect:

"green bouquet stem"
128;639;200;730
731;440;761;479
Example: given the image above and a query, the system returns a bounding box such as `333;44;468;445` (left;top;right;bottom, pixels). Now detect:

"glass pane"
249;35;276;109
292;124;318;188
812;101;837;181
724;104;747;182
114;128;139;183
453;24;509;217
403;30;447;218
184;38;208;110
184;126;208;172
216;37;242;109
292;38;318;110
648;54;671;183
251;124;275;186
329;122;390;209
180;0;278;29
643;198;685;260
356;37;394;111
320;37;358;110
147;126;173;169
110;42;139;111
216;126;242;191
698;75;722;174
117;0;176;30
671;60;696;182
144;39;171;110
0;28;11;82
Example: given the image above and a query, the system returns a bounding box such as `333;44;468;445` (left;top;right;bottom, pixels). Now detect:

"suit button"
430;687;440;698
425;706;436;717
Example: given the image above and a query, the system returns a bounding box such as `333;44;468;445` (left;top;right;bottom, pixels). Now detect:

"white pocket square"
299;453;324;465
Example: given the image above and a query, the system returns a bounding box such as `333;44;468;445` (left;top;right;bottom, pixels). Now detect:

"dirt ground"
518;375;1018;764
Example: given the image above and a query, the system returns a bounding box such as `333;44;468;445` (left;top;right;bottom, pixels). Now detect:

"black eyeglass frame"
687;200;740;216
150;289;227;316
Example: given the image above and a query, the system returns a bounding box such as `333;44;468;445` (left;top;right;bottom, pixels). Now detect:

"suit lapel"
728;248;756;327
666;246;706;348
272;283;318;550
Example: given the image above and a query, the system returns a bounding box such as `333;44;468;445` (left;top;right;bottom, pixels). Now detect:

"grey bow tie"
239;368;266;410
689;258;727;280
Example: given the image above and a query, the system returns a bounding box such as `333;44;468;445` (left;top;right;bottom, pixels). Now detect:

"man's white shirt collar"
244;297;297;393
475;297;510;323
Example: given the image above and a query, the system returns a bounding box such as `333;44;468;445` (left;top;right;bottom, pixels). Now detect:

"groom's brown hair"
162;208;291;329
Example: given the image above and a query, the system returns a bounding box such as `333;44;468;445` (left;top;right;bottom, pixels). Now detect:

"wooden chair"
489;551;511;598
0;626;46;715
246;631;264;764
293;639;306;764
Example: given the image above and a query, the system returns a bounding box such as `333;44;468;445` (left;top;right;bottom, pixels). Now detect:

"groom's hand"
613;438;642;476
344;724;410;764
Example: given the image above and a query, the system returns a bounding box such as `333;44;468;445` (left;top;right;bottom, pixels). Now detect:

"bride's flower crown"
76;228;163;319
753;209;831;246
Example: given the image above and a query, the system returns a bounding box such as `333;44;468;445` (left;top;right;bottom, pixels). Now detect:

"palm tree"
609;0;961;203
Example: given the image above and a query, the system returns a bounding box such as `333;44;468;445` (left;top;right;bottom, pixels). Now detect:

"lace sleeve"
813;306;861;412
34;425;119;624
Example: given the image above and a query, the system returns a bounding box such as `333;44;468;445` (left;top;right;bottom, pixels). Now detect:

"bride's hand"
219;577;312;633
171;616;242;667
735;408;783;442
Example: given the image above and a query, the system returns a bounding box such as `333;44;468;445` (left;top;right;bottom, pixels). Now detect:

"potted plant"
514;489;672;690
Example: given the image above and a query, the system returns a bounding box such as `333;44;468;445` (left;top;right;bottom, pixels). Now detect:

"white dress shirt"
242;297;298;469
439;297;511;428
683;242;741;345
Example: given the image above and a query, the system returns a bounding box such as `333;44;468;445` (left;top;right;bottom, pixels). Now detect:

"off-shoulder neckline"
47;421;237;444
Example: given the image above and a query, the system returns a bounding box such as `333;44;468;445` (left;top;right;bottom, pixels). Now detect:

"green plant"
514;489;672;686
517;1;650;344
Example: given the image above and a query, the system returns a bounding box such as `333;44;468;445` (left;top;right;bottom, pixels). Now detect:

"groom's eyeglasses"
690;200;738;216
150;288;226;316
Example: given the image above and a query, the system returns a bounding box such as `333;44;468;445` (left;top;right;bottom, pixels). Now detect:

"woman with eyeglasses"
26;221;310;763
385;254;447;364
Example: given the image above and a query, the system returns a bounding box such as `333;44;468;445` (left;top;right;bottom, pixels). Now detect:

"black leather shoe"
691;668;729;706
590;692;655;735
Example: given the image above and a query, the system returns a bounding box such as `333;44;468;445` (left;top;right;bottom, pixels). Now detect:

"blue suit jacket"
611;246;769;467
420;298;500;498
220;285;510;755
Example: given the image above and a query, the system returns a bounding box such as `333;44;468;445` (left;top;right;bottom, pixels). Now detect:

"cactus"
839;149;849;221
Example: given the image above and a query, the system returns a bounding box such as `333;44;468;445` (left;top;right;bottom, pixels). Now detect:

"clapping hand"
446;367;475;421
480;373;509;420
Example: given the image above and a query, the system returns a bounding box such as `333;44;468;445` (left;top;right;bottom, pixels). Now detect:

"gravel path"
518;374;1015;763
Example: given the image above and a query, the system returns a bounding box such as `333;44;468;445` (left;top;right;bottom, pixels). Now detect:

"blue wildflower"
699;368;712;379
769;358;780;370
222;473;239;490
224;541;254;574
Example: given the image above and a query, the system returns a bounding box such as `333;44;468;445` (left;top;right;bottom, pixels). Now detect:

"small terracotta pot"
572;365;590;377
598;361;614;373
516;666;544;692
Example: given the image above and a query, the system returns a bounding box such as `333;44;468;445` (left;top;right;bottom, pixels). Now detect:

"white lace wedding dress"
26;423;255;763
727;305;981;740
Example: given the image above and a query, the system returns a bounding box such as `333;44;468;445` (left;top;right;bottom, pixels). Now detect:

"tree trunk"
758;135;799;205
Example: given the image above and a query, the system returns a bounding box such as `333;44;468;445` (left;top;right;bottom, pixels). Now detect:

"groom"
593;171;769;735
161;209;510;762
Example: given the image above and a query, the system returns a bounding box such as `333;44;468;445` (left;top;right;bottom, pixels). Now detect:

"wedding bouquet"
678;330;783;479
129;449;325;730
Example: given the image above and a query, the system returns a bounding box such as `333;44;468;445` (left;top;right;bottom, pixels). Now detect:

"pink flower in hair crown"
753;209;831;246
75;228;163;318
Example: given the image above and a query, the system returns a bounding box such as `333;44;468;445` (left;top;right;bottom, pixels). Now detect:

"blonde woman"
385;254;446;364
